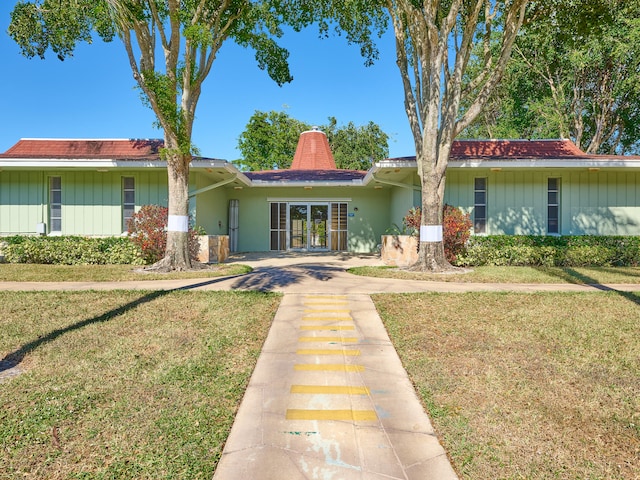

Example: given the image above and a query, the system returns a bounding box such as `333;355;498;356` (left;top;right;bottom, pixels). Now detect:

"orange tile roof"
0;138;164;159
290;129;337;170
386;139;640;163
449;139;585;159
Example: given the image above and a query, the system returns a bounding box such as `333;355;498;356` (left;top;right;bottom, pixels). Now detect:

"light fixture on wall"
234;186;243;190
490;167;502;172
588;167;600;172
304;186;312;190
96;168;109;172
374;185;383;189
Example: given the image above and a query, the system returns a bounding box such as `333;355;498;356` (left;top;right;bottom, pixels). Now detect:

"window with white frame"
49;176;62;233
547;177;560;234
474;177;487;234
122;177;135;231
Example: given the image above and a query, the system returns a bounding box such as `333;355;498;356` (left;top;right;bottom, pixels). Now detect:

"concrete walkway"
213;293;457;480
2;252;640;479
2;252;640;294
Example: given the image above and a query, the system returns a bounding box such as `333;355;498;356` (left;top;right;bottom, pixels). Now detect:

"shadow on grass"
535;267;640;306
0;263;326;376
0;290;169;375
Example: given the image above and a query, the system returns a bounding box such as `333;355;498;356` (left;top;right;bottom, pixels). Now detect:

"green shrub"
456;235;640;267
562;245;616;267
2;236;144;265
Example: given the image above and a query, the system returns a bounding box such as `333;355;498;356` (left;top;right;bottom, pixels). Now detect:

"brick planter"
380;235;418;267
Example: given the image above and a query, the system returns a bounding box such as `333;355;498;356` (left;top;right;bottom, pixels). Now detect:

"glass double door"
289;203;328;251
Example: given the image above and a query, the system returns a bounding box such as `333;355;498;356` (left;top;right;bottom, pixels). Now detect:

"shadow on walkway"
229;265;341;291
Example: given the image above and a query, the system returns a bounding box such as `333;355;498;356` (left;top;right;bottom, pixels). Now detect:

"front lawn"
350;265;640;284
0;263;251;282
0;290;279;479
374;291;640;479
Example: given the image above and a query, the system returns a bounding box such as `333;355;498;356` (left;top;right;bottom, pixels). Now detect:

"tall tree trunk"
153;142;192;271
409;138;453;272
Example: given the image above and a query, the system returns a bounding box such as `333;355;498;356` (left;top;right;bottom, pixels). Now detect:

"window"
269;202;287;251
330;202;348;251
548;178;560;234
474;177;487;234
49;176;62;233
122;177;135;231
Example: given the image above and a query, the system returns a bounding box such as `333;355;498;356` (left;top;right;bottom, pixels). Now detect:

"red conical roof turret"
290;127;337;170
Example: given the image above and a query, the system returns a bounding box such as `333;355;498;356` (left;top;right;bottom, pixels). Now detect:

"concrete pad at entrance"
213;294;457;480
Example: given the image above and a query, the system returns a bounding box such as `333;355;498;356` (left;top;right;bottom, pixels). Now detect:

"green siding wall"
62;171;169;235
192;175;230;236
445;169;640;236
0;170;168;236
5;166;640;243
225;186;391;253
0;171;45;235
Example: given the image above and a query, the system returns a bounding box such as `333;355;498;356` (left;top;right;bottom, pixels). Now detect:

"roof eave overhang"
249;180;366;188
363;160;417;186
450;158;640;168
0;157;239;170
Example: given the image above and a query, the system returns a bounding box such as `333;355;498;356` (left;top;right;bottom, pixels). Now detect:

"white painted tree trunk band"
168;215;189;232
420;225;443;242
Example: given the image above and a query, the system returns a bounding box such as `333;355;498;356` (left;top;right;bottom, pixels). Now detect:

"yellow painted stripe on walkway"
286;409;377;421
298;336;358;343
296;349;361;356
304;298;349;305
305;295;347;299
300;325;355;331
304;309;351;313
290;385;370;395
294;364;365;372
302;316;352;320
304;302;347;307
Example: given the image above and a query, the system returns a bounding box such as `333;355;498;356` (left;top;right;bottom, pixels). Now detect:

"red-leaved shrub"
127;205;200;264
403;205;472;263
442;204;472;263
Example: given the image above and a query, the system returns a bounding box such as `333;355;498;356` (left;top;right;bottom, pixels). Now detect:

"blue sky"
0;4;415;161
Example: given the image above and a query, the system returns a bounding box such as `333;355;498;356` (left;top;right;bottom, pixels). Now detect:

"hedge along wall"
1;236;145;265
456;235;640;267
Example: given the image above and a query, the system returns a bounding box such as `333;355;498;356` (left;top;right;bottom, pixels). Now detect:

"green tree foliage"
464;0;640;154
236;110;389;171
9;0;296;270
235;110;309;171
323;116;389;170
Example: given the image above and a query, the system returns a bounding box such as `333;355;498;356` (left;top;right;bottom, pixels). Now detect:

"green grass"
373;291;640;480
0;290;280;479
0;263;251;282
350;265;640;284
